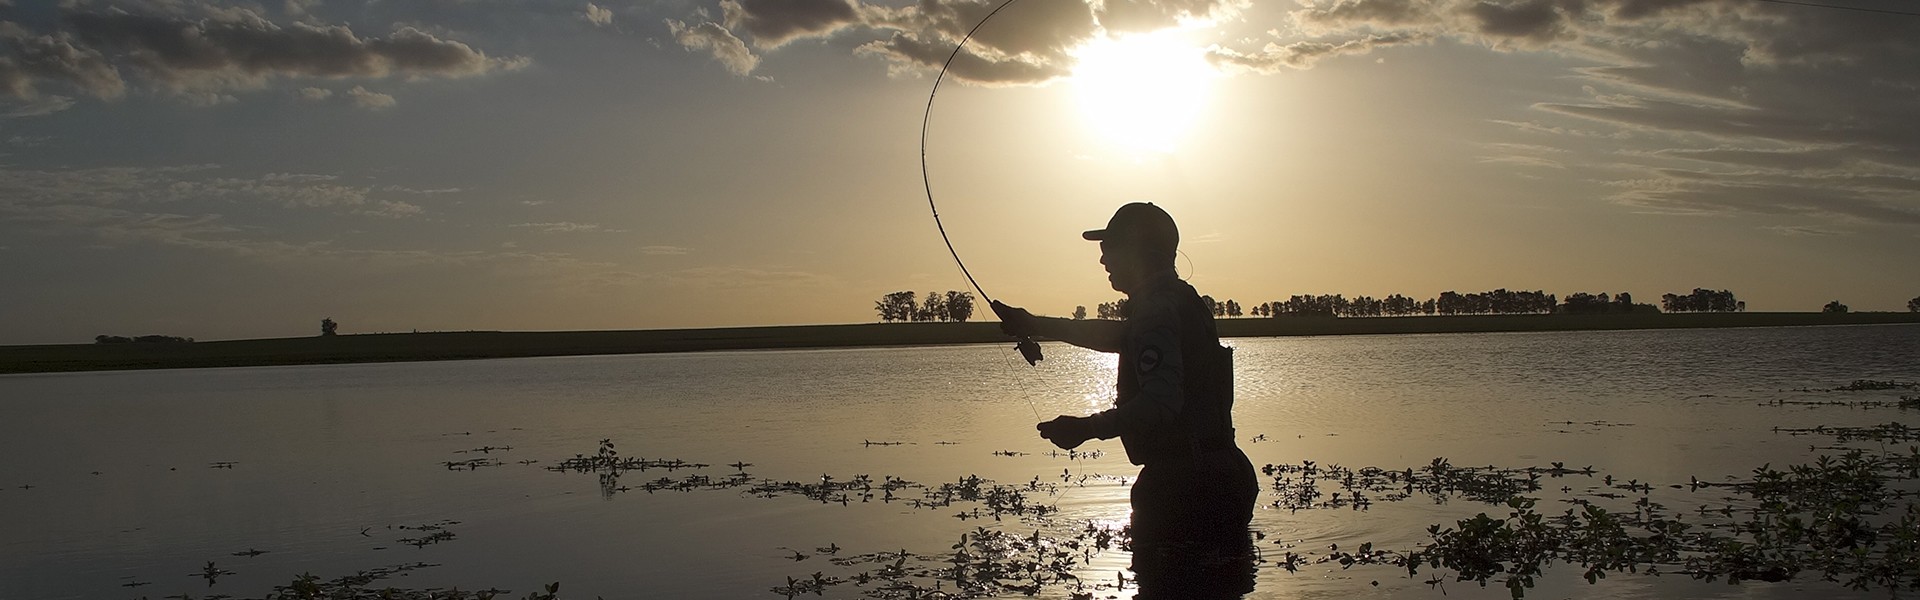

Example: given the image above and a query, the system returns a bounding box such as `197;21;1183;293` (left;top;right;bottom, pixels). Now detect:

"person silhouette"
991;202;1258;598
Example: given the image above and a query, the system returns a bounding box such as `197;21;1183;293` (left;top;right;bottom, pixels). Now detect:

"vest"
1116;278;1237;466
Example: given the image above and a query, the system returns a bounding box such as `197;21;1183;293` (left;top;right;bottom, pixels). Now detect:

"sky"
0;0;1916;344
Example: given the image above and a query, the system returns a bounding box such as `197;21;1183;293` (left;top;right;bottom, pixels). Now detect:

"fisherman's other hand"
1036;415;1095;450
991;301;1038;337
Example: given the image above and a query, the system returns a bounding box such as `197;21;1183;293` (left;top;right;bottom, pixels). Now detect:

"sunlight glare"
1069;31;1220;155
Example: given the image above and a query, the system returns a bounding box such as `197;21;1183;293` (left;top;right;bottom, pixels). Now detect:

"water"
1;324;1917;599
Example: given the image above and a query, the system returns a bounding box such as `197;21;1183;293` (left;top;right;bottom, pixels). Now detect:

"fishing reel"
1015;336;1044;366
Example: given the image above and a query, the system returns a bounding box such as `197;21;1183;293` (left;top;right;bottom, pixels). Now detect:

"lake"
2;324;1918;599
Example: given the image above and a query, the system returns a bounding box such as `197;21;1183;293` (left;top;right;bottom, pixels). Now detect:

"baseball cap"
1082;202;1179;251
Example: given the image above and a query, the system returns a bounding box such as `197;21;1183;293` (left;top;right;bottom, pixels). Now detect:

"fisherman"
991;202;1258;594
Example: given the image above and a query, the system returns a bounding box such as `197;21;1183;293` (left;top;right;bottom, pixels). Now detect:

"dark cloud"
855;31;1063;85
65;11;515;80
0;6;523;103
1464;0;1573;45
670;0;1252;85
1607;0;1715;20
1295;0;1432;27
846;0;1094;84
0;23;124;100
720;0;859;48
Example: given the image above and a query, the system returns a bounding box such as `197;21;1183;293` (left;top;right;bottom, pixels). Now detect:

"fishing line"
919;0;1089;510
920;0;1025;309
921;0;1042;421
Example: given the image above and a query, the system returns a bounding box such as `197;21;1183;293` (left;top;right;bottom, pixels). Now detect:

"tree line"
877;288;1919;322
95;334;193;344
874;291;977;322
1071;288;1738;320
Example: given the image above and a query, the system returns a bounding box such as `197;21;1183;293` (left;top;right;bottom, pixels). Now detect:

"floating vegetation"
444;458;503;471
194;561;234;586
1775;422;1920;443
1263;458;1577;511
208;461;238;469
393;521;460;548
1794;380;1920;392
1549;420;1635;434
533;439;1065;520
862;440;908;447
252;562;567;599
1044;449;1104;461
1278;435;1920;598
1765;396;1920;410
772;524;1131;600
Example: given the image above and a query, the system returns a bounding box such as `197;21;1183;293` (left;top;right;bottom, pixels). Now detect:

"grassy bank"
2;312;1915;375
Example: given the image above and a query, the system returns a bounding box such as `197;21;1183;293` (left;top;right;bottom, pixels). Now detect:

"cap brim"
1082;229;1107;241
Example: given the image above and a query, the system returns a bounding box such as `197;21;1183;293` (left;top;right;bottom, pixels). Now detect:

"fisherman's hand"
1036;415;1096;450
991;301;1038;337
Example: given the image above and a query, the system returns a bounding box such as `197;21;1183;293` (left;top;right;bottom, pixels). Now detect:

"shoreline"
2;312;1915;375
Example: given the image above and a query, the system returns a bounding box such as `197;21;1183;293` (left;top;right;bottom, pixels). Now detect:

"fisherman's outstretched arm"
1026;317;1124;353
990;301;1124;353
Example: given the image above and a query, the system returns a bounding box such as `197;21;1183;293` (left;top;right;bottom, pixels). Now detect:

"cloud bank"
0;3;526;110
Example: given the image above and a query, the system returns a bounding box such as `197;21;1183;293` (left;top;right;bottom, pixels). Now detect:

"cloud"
0;165;434;220
2;94;75;117
666;19;760;76
640;245;690;255
1245;0;1920;228
584;3;615;27
1763;225;1843;237
0;22;126;100
855;32;1065;85
1097;0;1246;33
721;0;858;48
1207;31;1426;72
648;265;832;289
296;86;331;100
346;85;394;109
0;6;526;103
510;221;622;233
852;0;1096;84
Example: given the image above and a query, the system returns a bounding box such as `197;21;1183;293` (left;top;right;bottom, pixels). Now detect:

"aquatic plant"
772;524;1131;599
1286;433;1920;598
251;562;570;600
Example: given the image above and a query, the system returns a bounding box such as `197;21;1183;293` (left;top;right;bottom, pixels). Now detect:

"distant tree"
1095;299;1130;320
321;318;338;336
1073;306;1087;320
1661;288;1741;312
918;293;946;322
875;291;917;322
1201;295;1220;317
95;335;133;344
945;291;975;322
1225;299;1242;318
1823;300;1849;314
1909;296;1920;313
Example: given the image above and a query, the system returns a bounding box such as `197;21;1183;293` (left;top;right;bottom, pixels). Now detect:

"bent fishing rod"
920;0;1045;367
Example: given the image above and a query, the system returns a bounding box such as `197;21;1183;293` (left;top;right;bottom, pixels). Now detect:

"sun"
1068;31;1220;155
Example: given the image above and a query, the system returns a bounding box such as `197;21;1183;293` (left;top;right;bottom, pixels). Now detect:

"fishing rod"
920;0;1045;367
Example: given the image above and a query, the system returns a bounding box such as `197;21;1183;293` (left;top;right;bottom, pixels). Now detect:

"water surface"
2;324;1917;599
